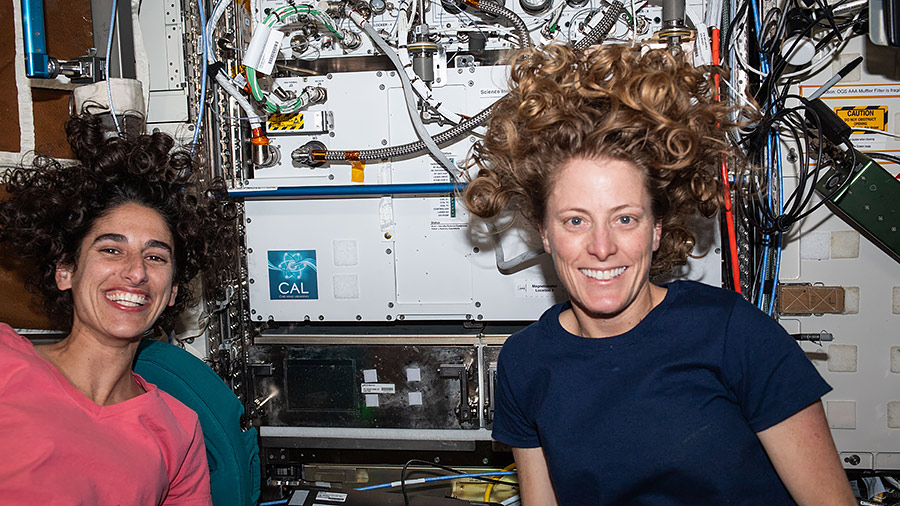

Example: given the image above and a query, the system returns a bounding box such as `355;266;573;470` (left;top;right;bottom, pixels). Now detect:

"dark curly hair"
0;114;238;331
463;44;745;276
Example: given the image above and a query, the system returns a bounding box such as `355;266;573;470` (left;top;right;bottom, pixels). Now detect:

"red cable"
712;27;742;294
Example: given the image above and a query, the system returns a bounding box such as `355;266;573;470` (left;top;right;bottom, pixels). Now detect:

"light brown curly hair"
463;43;743;276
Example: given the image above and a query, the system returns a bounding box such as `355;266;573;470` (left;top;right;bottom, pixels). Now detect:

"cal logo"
268;250;318;300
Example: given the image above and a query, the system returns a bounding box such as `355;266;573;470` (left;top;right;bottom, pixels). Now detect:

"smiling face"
540;158;662;337
55;202;178;344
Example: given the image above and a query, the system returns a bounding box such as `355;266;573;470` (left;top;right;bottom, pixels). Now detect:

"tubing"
349;9;459;179
573;0;624;50
478;1;533;48
321;106;492;162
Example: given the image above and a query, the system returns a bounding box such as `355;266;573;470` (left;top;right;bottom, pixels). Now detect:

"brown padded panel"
33;1;93;159
0;188;55;330
1;1;93;158
0;0;19;152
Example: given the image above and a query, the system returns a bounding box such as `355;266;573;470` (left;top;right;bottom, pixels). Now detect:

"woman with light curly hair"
464;44;854;505
0;113;237;505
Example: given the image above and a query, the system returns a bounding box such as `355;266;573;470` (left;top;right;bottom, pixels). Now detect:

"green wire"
251;3;345;116
263;5;343;39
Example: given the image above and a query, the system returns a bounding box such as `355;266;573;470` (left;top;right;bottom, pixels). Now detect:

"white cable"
852;127;900;139
397;48;462;123
215;72;264;128
349;9;459;179
106;0;123;135
729;13;857;80
207;0;229;64
132;0;151;116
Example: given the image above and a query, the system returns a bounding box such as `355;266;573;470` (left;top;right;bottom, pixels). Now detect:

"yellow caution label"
834;106;888;134
267;113;305;131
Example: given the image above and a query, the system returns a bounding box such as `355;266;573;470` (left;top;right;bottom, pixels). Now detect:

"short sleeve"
491;342;541;448
164;418;212;506
722;298;832;433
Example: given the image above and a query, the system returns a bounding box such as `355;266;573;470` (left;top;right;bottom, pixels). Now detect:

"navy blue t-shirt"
492;280;831;505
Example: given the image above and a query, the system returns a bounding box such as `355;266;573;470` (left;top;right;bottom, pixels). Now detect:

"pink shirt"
0;323;212;505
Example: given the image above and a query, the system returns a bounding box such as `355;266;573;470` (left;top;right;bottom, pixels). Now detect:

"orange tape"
351;161;366;183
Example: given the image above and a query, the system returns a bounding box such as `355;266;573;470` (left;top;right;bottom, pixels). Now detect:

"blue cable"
258;500;289;506
106;0;122;136
354;471;518;491
206;0;225;64
191;0;209;156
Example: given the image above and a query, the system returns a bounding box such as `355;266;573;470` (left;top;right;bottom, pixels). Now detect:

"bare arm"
757;401;856;506
512;446;559;506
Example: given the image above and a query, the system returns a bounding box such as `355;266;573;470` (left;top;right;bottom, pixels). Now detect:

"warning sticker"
834;106;888;134
267;113;305;131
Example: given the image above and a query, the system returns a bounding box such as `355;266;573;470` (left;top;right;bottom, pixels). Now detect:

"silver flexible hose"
573;0;624;50
323;106;492;161
478;1;534;49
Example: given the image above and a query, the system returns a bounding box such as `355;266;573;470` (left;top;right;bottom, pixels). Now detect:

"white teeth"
106;291;147;306
580;266;626;280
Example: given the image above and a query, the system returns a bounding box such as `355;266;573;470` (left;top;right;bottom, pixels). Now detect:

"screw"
247;248;253;253
386;248;392;254
475;301;481;307
385;232;392;239
379;84;385;90
249;278;255;284
388;302;394;308
356;315;362;320
473;247;479;253
246;217;252;223
319;315;324;320
381;139;388;145
386;315;393;320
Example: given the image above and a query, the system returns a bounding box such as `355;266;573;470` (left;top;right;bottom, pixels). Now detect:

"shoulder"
135;375;201;436
501;303;566;355
0;323;29;350
0;323;39;371
667;280;742;307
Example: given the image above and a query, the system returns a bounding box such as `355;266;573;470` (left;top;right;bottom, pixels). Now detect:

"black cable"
868;151;900;165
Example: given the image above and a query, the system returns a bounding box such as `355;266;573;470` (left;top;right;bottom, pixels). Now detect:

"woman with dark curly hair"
464;44;854;505
0;114;237;505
